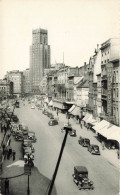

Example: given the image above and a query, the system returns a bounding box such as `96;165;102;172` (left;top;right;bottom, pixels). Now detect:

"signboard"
24;164;31;175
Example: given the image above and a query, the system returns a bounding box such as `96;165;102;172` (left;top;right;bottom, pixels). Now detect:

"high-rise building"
30;28;50;93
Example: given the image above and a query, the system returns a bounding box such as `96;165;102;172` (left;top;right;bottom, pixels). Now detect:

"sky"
0;0;119;79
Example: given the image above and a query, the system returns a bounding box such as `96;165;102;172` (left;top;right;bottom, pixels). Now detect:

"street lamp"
48;125;72;195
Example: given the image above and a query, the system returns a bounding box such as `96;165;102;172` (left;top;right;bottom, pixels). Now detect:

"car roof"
74;166;88;173
91;144;99;147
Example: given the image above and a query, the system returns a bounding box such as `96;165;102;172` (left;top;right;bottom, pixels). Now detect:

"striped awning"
68;105;76;113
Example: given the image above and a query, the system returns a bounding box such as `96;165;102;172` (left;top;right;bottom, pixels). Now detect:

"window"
117;88;118;97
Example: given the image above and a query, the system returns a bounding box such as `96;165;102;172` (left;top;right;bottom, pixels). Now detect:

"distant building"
7;70;23;97
30;28;51;94
0;79;13;100
23;68;31;94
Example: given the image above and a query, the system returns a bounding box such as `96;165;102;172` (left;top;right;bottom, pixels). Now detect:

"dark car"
78;136;90;147
12;115;19;122
72;166;94;190
48;119;58;126
27;131;37;143
22;139;35;154
42;110;48;115
88;144;100;155
61;124;76;136
69;129;77;137
49;113;54;119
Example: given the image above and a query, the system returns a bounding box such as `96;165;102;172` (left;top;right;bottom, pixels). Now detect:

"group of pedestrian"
6;148;16;161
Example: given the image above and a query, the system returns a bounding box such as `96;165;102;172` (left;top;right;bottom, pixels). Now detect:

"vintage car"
22;125;29;135
48;119;58;126
12;115;19;122
49;113;54;119
69;129;77;137
72;166;94;190
61;124;76;136
15;134;24;141
27;131;37;143
23;139;35;151
88;144;100;155
78;136;90;147
43;110;48;115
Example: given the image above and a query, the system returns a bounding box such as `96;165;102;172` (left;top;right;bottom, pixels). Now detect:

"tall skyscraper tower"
30;28;50;93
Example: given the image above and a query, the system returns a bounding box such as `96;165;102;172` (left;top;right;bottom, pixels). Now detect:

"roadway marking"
7;160;24;168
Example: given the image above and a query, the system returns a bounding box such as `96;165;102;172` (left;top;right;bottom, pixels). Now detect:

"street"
14;101;119;195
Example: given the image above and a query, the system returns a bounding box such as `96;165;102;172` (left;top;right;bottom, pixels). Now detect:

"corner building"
30;28;50;93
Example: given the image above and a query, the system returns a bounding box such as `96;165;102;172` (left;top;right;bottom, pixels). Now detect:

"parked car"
22;139;35;154
12;115;19;122
48;119;58;126
43;110;48;115
88;144;100;155
31;106;35;109
61;124;76;136
22;125;29;135
27;131;37;143
78;136;90;147
15;134;24;141
49;113;54;119
72;166;94;190
69;129;77;137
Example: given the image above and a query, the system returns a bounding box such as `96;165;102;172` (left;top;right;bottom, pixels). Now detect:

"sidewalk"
0;132;57;195
49;108;119;169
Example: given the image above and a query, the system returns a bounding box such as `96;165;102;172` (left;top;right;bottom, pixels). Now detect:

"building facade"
100;38;120;124
30;28;51;94
0;79;13;100
23;68;31;95
7;70;23;96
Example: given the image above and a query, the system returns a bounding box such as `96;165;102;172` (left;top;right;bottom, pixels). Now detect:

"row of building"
44;38;120;127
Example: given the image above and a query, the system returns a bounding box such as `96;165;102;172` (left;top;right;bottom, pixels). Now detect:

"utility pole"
48;126;72;195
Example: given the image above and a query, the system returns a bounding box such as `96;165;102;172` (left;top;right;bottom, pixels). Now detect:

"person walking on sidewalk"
5;178;9;194
12;150;16;161
102;141;105;150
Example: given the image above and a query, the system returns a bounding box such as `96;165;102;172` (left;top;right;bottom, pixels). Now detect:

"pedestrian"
8;147;12;157
4;148;8;160
12;150;16;161
2;144;5;154
57;110;58;116
8;138;11;146
5;178;9;194
102;141;105;150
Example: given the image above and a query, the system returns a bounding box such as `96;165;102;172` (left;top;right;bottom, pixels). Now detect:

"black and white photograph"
0;0;119;194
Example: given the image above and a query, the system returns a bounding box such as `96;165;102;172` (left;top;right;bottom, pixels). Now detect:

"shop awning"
97;122;113;136
103;125;120;143
70;106;81;117
87;118;99;126
86;114;93;124
93;120;110;132
53;101;64;109
68;105;76;112
48;100;53;106
82;113;91;122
